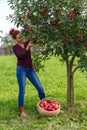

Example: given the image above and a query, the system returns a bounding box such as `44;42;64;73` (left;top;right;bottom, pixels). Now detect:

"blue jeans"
16;66;46;107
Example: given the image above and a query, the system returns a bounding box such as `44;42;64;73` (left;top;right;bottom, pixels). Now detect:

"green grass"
0;55;87;130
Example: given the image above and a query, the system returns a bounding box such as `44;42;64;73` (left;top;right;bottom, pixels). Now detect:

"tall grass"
0;55;87;130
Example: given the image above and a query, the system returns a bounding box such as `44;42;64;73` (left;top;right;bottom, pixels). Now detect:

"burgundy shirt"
13;39;32;68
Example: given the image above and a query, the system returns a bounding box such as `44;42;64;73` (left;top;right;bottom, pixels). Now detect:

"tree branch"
72;65;82;74
60;47;69;62
70;54;76;67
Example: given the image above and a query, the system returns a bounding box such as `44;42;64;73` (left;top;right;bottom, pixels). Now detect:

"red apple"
39;103;44;108
67;10;74;20
51;20;56;26
57;22;61;27
39;99;59;111
85;44;87;48
40;8;46;15
76;10;81;15
26;29;32;33
76;34;82;39
27;11;31;19
52;107;55;110
62;37;66;42
47;104;53;111
54;104;59;110
24;23;29;29
52;102;56;108
43;100;47;105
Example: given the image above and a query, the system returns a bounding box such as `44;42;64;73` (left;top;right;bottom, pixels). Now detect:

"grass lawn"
0;55;87;130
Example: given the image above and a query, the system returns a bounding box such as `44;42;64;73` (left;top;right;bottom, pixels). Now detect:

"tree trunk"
66;61;74;107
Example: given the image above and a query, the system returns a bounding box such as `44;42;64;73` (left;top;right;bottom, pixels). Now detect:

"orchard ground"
0;55;87;130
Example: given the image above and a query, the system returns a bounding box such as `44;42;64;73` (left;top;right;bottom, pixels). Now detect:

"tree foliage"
7;0;87;67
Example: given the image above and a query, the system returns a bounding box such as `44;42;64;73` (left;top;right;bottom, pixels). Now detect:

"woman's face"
16;33;23;44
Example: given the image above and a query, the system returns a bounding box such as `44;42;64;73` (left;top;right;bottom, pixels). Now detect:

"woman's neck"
17;42;24;48
18;41;24;44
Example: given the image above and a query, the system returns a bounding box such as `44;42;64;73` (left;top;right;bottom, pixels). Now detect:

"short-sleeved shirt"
13;39;32;68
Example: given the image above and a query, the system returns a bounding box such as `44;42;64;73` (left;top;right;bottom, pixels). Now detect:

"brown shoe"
19;106;26;117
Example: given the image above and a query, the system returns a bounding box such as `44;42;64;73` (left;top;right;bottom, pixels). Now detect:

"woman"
9;28;46;117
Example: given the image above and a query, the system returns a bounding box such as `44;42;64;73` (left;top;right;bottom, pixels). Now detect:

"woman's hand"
26;41;35;51
29;41;35;47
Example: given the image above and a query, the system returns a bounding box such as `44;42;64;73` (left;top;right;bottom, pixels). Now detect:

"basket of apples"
37;98;60;116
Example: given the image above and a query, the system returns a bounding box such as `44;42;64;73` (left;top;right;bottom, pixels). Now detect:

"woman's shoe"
19;106;26;117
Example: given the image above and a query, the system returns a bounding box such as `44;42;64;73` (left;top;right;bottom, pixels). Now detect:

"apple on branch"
40;8;46;15
62;37;66;42
76;10;81;15
27;11;31;19
26;29;32;33
24;23;30;29
85;44;87;48
67;10;74;20
76;34;82;39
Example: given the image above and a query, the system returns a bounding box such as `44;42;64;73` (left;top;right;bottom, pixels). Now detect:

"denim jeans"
16;66;46;107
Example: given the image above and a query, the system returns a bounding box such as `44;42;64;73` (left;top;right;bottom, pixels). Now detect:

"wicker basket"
37;98;60;116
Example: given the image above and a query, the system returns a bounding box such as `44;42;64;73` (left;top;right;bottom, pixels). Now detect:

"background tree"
7;0;87;107
1;33;14;46
0;34;14;54
0;30;3;39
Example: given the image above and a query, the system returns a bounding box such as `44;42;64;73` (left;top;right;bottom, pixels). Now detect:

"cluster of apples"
67;10;80;20
67;10;74;20
39;99;59;111
61;33;83;43
24;23;32;33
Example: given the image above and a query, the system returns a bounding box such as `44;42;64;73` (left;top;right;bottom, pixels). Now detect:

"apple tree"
7;0;87;106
